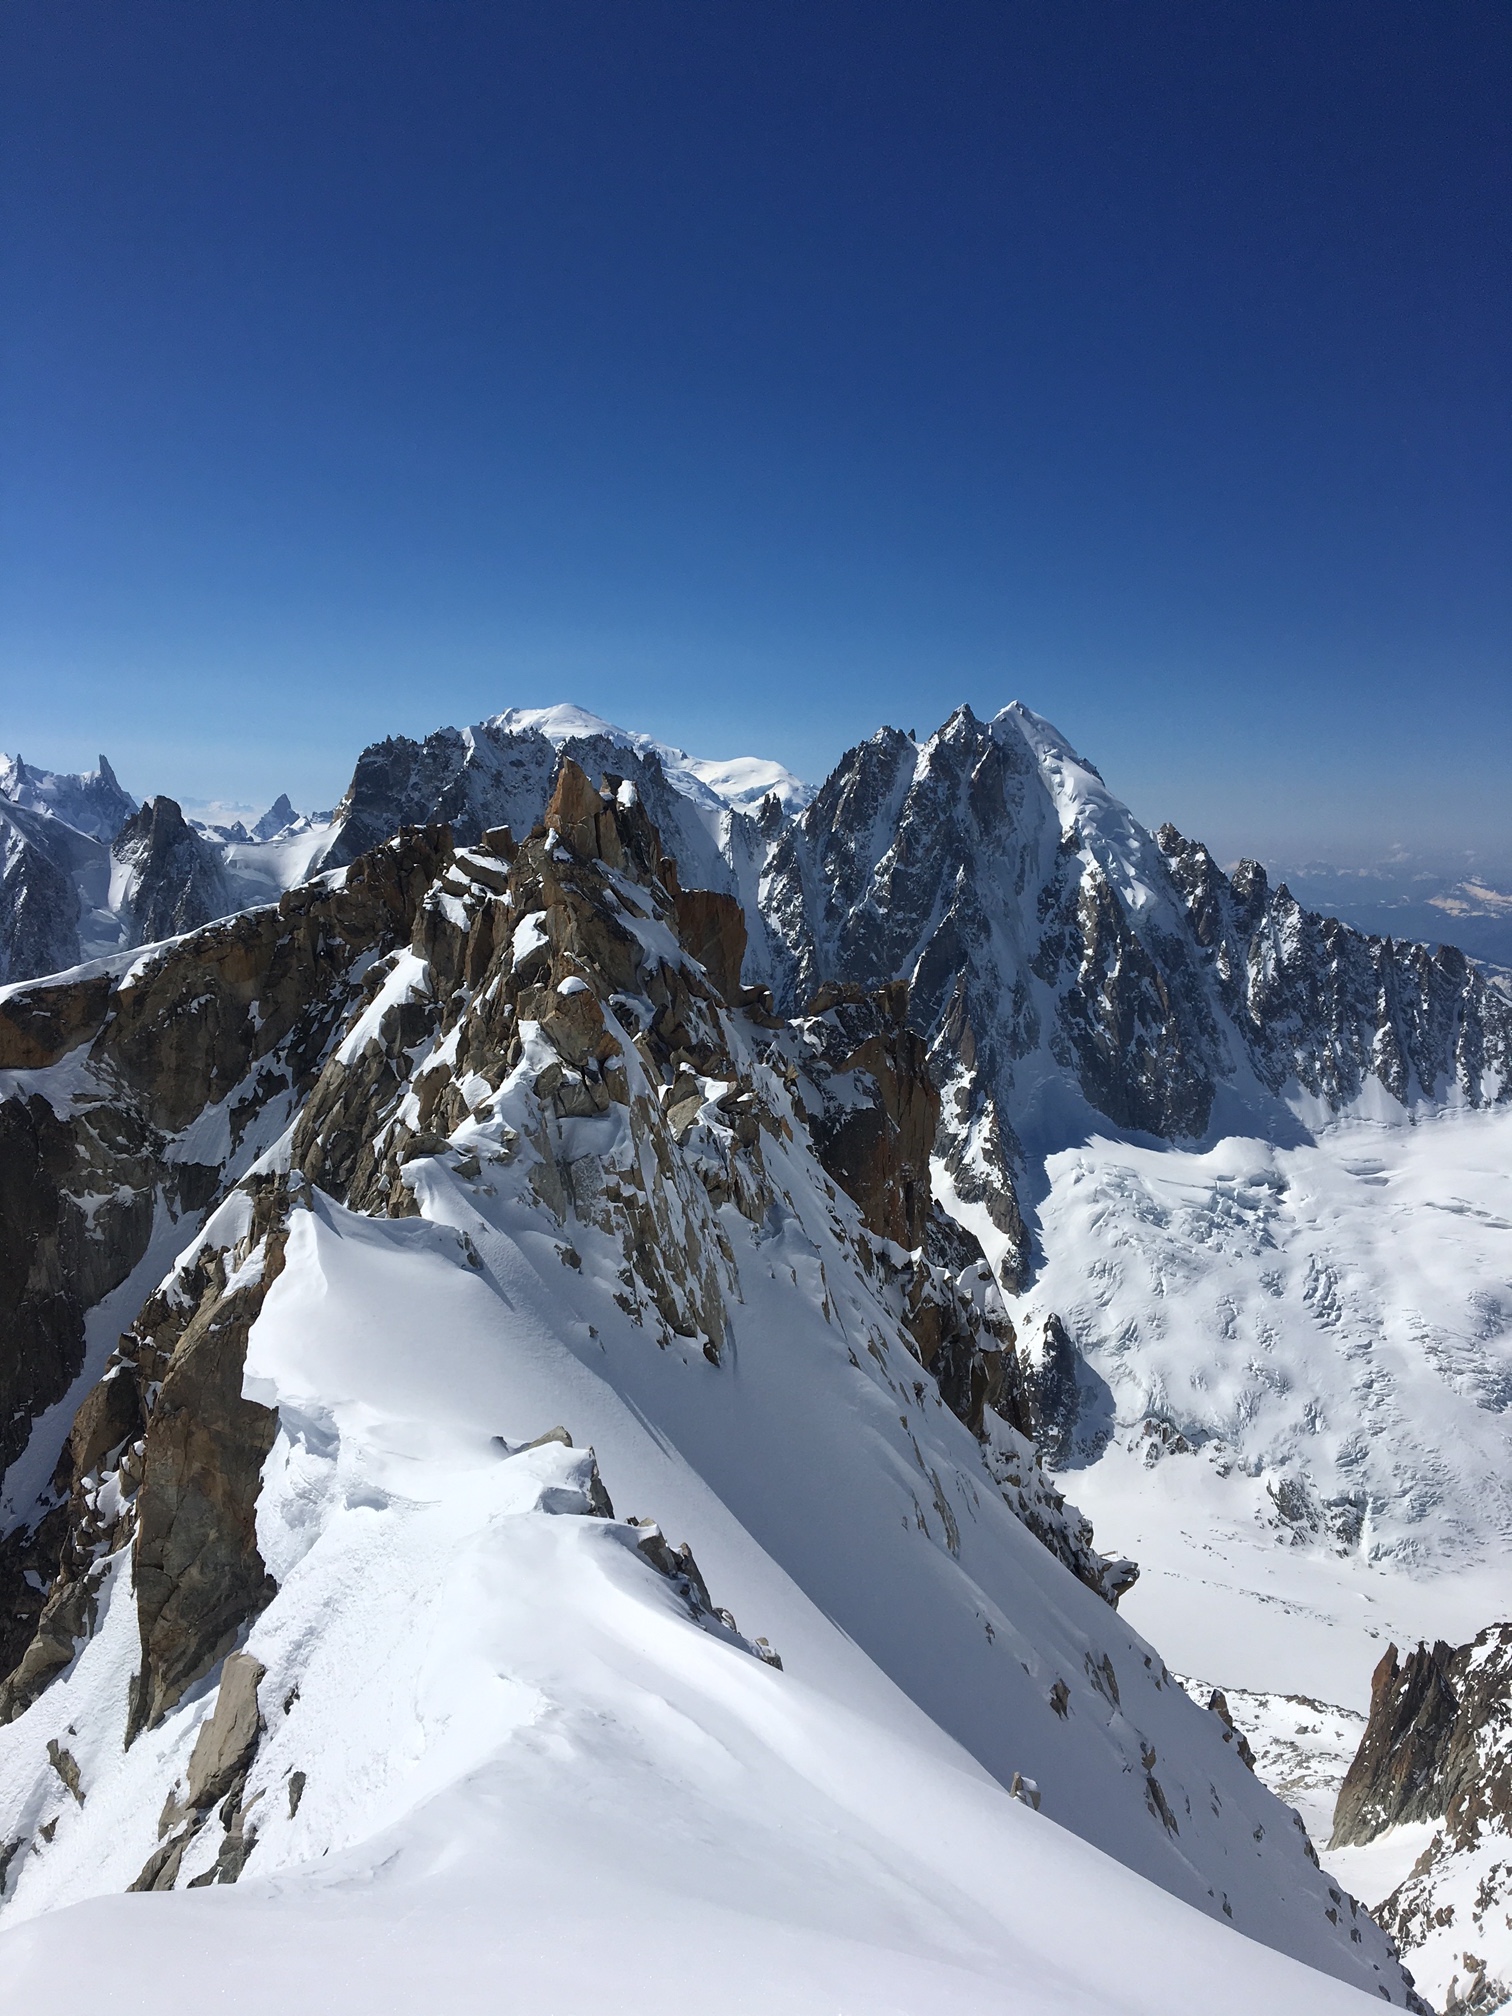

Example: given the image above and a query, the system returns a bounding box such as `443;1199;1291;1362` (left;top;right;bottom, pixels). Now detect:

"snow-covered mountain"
0;762;1423;2009
0;756;338;983
757;705;1509;1266
4;696;1511;2008
7;707;1508;1641
0;754;136;843
0;759;138;983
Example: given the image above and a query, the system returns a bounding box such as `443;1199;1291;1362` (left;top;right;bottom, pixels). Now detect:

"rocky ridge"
0;758;1416;2001
0;828;450;1677
1331;1629;1512;2012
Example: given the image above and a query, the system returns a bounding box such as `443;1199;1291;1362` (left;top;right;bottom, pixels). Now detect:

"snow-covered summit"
0;752;136;843
487;702;815;814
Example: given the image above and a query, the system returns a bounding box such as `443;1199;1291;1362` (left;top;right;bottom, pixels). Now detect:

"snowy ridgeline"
0;754;335;985
0;710;816;988
2;702;1510;2010
0;1198;1399;2016
0;775;1421;2012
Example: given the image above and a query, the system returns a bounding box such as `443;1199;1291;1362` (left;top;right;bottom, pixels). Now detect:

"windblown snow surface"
0;1182;1393;2016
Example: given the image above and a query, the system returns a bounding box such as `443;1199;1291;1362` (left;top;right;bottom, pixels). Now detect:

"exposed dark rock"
1018;1312;1084;1468
674;886;748;1004
1332;1627;1512;2011
111;796;233;946
0;1567;106;1725
1334;1626;1512;1850
45;1738;83;1804
0;828;450;1672
1333;1639;1468;1847
1208;1690;1257;1771
185;1652;265;1807
251;795;297;842
130;1639;268;1891
127;1192;287;1738
796;981;938;1252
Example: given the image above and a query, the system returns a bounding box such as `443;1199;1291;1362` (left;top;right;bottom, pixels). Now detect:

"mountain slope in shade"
0;769;1418;2008
759;705;1510;1284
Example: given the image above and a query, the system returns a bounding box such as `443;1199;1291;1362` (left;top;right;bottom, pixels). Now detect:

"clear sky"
2;2;1508;868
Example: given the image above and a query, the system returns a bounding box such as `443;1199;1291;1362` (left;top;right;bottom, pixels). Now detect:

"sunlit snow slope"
0;1189;1401;2016
0;769;1417;2011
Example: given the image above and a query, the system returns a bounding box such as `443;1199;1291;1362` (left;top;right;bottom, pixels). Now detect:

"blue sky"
2;2;1507;867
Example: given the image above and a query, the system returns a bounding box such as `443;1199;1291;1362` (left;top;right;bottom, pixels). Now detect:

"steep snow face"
0;778;1417;2007
0;1384;1394;2016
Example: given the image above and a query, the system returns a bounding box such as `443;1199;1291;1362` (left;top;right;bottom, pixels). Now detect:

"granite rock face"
1331;1627;1512;2013
125;1186;286;1739
0;828;449;1676
787;980;939;1253
757;705;1512;1285
111;796;235;947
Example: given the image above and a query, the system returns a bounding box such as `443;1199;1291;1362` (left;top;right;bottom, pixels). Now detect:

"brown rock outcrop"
796;980;938;1251
0;828;449;1664
126;1185;288;1739
1332;1627;1512;1850
673;887;748;1003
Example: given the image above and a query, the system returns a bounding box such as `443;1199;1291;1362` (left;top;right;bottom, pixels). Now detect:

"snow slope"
0;778;1418;2008
1018;1109;1512;1707
0;1186;1403;2015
